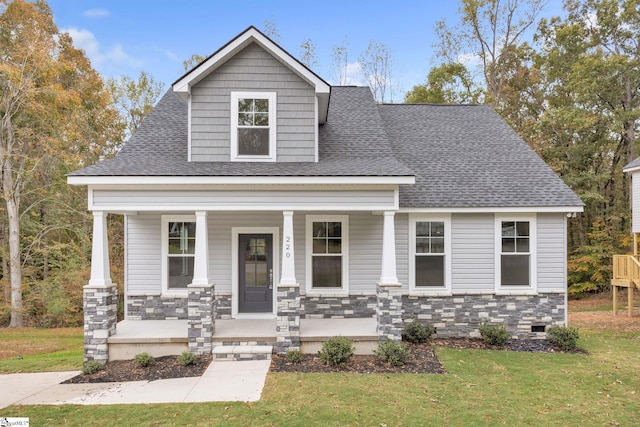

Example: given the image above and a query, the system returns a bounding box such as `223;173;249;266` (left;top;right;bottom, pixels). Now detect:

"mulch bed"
62;338;587;383
271;338;587;374
63;355;212;384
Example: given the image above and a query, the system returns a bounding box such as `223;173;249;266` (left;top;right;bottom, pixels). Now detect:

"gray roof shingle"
377;103;583;207
70;86;582;208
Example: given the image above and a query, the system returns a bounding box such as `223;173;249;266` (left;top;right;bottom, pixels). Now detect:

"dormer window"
231;92;276;161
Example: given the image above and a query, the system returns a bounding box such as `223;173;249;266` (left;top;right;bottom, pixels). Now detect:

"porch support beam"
89;211;112;286
379;211;399;285
280;211;296;285
191;211;210;286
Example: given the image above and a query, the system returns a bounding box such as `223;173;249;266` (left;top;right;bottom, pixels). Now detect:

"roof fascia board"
399;206;584;213
173;27;330;96
623;165;640;173
68;175;415;186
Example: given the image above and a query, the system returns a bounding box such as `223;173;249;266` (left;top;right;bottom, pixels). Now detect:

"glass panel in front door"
244;238;269;287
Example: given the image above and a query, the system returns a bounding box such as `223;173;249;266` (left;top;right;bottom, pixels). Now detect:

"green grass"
0;327;83;373
3;328;639;426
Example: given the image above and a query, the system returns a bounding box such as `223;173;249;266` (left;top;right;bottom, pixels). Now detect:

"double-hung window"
306;215;349;293
409;215;451;292
495;215;537;291
231;92;276;161
162;216;196;293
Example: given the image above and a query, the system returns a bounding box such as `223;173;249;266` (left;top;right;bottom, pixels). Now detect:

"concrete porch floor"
109;317;377;341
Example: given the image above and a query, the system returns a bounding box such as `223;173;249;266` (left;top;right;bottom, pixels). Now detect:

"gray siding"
537;213;566;292
92;189;395;211
349;212;383;293
126;214;161;294
450;213;495;292
191;42;316;162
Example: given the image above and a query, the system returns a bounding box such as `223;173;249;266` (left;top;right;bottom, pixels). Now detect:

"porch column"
276;210;300;353
188;211;215;355
84;210;117;365
377;211;402;343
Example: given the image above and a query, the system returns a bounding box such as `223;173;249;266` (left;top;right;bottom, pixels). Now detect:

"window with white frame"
306;215;348;292
495;215;537;290
162;216;196;293
409;215;451;291
231;92;276;161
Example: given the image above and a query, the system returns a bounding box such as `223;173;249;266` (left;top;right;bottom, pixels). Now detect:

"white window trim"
409;214;452;295
161;215;196;297
230;91;277;162
494;213;538;294
305;215;349;295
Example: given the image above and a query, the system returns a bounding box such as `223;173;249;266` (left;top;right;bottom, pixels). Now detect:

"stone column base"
188;283;215;355
84;284;118;365
376;282;403;343
276;284;300;353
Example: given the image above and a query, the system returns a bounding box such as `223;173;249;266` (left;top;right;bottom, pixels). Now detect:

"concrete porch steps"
212;345;273;361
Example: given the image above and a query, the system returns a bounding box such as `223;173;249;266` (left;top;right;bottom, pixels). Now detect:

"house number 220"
285;236;291;258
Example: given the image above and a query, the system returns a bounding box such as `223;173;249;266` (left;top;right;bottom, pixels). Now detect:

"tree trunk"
2;250;8;303
6;195;23;327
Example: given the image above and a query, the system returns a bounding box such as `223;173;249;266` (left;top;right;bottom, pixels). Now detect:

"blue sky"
47;0;566;101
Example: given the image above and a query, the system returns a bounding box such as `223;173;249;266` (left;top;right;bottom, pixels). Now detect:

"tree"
299;38;318;68
434;0;546;108
332;38;350;85
359;40;395;103
0;0;118;326
405;62;482;104
262;17;281;43
107;71;164;142
182;54;207;72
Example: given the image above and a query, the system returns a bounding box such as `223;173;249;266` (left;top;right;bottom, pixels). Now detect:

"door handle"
269;268;273;289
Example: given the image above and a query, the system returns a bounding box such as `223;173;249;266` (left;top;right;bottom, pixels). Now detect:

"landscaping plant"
286;349;302;364
547;326;580;351
479;323;510;346
318;336;354;366
177;351;197;366
133;352;154;367
82;360;103;375
375;338;411;367
402;320;436;343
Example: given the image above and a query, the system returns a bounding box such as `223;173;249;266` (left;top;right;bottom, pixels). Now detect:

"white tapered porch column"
191;211;210;286
89;210;112;286
379;211;399;284
280;211;297;285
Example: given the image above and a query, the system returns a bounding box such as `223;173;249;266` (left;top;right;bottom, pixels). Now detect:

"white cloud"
83;9;110;18
164;50;179;62
63;27;142;69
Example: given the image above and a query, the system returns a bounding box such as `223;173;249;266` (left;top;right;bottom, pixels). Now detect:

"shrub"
178;351;197;366
479;323;510;347
375;339;411;367
318;336;354;366
134;352;154;367
402;320;436;343
547;326;580;351
286;349;302;364
82;360;104;375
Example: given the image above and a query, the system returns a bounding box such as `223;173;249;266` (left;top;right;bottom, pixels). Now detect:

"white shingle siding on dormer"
190;43;316;162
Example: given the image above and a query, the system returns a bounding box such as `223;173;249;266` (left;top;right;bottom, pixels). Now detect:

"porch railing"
611;255;639;316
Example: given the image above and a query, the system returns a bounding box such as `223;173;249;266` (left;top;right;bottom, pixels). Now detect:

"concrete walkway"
1;360;271;408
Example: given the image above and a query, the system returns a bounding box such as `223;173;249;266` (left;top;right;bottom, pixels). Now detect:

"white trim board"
69;176;415;186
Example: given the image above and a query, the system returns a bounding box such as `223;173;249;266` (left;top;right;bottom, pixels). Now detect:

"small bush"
178;351;197;366
318;336;354;366
547;326;580;351
286;349;302;364
134;352;154;367
82;360;104;375
479;323;510;346
402;320;436;343
375;339;411;367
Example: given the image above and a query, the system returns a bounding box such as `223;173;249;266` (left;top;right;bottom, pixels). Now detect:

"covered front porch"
106;318;379;360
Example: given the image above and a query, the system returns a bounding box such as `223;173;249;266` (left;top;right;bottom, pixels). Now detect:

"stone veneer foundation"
126;293;232;320
402;293;566;339
301;294;377;319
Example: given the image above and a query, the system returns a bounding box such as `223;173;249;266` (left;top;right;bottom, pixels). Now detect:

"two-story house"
68;27;583;364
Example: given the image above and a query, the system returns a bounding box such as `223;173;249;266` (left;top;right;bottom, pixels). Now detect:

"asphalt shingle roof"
70;86;582;208
377;103;583;207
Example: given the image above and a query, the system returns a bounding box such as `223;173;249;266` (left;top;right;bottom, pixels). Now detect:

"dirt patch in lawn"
63;355;212;384
569;311;640;332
